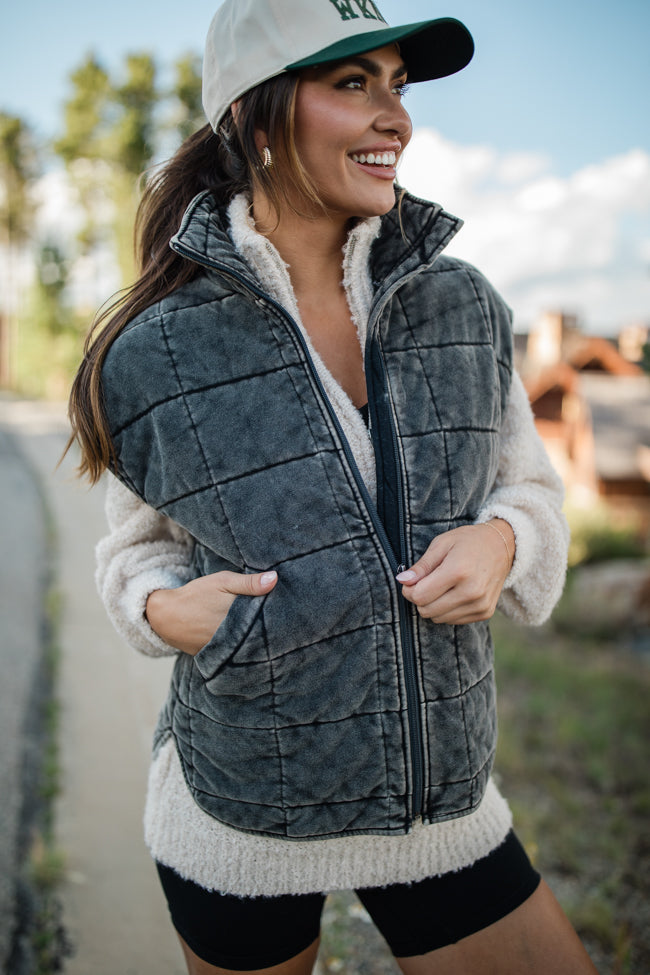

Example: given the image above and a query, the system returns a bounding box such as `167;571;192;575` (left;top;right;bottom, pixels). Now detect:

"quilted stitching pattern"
102;191;512;839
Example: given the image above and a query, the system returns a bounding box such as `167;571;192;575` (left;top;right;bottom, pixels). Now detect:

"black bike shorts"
156;829;540;970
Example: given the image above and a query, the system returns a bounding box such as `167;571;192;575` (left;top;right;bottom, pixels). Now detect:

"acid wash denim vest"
101;190;513;840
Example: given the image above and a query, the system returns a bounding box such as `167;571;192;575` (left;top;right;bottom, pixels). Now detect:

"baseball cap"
202;0;474;131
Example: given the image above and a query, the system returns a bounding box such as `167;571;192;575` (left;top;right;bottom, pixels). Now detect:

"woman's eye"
336;76;410;95
340;77;365;90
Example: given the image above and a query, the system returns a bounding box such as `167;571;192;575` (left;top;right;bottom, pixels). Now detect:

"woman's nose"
374;95;412;141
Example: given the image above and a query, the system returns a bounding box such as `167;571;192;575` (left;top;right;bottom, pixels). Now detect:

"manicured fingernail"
396;570;417;583
260;571;277;587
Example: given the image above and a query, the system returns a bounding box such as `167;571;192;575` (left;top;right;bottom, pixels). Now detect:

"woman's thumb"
256;570;278;592
224;570;278;597
395;539;447;586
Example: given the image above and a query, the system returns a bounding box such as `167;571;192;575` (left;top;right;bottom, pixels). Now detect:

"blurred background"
1;1;648;973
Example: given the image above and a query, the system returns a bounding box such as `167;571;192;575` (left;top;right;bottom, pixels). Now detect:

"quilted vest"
101;190;513;840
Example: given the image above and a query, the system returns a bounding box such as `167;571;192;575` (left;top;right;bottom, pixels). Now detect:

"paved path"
0;397;185;974
0;417;50;973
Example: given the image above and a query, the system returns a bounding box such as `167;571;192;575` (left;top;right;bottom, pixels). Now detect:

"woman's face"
291;44;413;222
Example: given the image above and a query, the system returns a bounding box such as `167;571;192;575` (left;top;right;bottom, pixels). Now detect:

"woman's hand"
145;570;278;655
396;519;514;624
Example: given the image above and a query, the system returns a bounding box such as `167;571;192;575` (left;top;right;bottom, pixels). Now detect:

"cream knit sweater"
96;195;569;895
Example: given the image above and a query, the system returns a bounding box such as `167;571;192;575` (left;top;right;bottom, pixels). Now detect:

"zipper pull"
397;564;406;575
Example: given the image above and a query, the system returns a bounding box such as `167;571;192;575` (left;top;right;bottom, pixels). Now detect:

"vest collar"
170;189;463;297
370;190;463;296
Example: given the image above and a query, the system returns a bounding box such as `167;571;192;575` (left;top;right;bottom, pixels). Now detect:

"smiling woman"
64;1;598;973
291;49;411;219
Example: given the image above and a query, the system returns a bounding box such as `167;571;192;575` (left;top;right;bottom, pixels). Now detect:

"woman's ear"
253;128;269;154
230;100;268;152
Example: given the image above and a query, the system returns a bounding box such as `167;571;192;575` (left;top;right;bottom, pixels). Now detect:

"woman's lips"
349;150;398;179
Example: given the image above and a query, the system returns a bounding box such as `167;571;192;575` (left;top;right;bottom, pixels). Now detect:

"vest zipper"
394;468;425;818
371;347;425;823
170;250;425;824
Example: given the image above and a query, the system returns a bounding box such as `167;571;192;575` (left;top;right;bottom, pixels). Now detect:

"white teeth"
351;151;396;166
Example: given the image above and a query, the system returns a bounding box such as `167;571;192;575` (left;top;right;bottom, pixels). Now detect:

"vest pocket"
192;590;268;680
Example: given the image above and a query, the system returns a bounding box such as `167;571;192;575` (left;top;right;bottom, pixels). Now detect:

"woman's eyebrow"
332;55;408;79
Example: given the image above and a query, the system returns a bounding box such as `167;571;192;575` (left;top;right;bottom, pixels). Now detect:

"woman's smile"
349;147;400;180
350;150;398;167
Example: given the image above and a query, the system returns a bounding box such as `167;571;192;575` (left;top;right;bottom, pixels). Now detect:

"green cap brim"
286;18;474;82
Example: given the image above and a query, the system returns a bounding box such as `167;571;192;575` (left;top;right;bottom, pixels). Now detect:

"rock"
559;559;650;634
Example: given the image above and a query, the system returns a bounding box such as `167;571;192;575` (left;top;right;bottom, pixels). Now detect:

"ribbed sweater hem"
144;738;512;896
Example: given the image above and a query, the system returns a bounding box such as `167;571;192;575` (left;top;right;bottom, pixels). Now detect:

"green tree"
54;56;112;254
113;54;158;175
111;54;158;281
33;242;70;335
14;242;85;399
54;55;110;165
0;112;39;385
171;53;204;142
54;52;159;284
0;112;37;246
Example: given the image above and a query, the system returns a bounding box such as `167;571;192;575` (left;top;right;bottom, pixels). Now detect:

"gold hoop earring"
262;146;273;169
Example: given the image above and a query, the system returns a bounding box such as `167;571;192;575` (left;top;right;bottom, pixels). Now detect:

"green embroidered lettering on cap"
328;0;386;23
328;0;359;19
356;0;386;20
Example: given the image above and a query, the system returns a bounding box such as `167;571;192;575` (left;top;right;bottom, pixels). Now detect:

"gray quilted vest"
102;190;513;840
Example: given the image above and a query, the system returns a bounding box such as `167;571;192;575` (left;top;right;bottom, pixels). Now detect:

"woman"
68;0;598;972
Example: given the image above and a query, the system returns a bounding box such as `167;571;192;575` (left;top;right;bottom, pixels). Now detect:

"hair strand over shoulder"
65;71;321;483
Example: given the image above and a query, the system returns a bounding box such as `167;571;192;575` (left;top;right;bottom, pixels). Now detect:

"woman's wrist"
145;577;229;655
483;519;515;572
145;587;179;644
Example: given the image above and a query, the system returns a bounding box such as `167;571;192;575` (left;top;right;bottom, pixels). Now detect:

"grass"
317;610;650;975
565;500;648;567
39;591;63;818
491;612;650;975
25;583;73;975
20;487;73;975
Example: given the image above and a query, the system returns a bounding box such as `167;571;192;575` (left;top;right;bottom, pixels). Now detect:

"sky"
2;0;650;333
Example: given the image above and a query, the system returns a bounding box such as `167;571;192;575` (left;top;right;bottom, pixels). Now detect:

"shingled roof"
579;374;650;482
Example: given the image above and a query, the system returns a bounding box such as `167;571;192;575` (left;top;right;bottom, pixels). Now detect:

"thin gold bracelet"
483;521;513;567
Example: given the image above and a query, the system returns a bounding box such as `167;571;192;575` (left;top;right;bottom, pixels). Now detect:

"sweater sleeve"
95;473;195;657
475;369;570;625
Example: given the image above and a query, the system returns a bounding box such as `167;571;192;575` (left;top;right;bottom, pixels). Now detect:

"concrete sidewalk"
0;418;50;973
0;398;184;974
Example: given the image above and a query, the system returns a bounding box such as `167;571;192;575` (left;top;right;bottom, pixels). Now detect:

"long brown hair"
67;71;322;484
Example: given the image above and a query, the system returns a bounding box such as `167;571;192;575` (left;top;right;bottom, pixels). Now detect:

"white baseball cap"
202;0;474;131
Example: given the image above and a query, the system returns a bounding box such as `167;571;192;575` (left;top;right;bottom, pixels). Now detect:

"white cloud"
496;152;550;186
398;131;650;332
